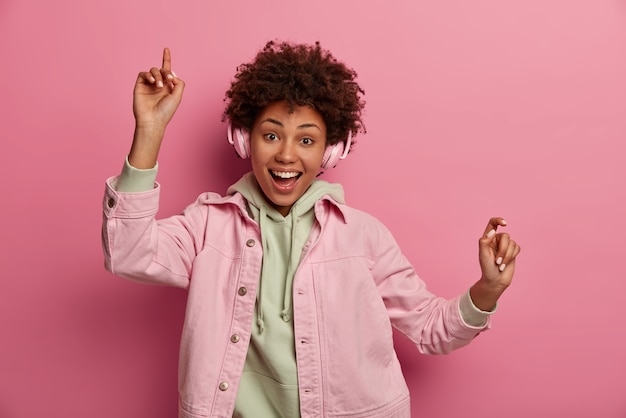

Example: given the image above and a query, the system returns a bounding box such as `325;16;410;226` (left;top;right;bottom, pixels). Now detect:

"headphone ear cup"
321;141;345;169
228;124;251;159
320;131;353;170
236;127;251;159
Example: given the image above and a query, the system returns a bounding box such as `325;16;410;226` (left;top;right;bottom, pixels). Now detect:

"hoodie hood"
228;172;344;333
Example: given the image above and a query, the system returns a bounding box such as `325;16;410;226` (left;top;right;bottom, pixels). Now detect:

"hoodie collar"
226;172;346;222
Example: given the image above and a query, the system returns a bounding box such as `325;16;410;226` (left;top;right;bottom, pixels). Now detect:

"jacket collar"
314;195;348;225
206;191;349;225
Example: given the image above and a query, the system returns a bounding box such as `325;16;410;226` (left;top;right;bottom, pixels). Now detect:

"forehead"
255;101;326;131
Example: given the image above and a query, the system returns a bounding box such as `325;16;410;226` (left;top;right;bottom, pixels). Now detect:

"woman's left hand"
470;217;521;311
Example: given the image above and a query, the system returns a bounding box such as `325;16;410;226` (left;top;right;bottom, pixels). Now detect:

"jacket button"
107;198;115;208
230;334;240;343
219;381;229;391
238;287;247;296
246;239;255;247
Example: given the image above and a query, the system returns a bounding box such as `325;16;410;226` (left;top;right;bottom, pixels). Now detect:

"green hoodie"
227;172;344;418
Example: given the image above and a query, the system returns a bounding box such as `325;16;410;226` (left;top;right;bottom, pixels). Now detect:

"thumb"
170;75;185;102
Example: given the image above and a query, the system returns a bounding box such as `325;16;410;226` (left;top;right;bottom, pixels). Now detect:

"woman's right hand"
133;47;184;128
129;47;185;169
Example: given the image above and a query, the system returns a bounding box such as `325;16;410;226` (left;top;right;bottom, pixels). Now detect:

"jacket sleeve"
101;177;208;288
369;222;490;355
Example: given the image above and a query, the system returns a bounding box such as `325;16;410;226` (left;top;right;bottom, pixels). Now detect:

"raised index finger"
162;47;172;71
483;217;507;237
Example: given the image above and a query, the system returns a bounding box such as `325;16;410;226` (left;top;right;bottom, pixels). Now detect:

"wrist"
128;124;165;169
470;279;508;312
134;121;166;139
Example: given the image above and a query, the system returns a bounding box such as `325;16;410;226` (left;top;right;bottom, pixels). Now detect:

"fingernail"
487;229;496;238
167;74;174;80
496;257;503;265
172;71;178;78
157;80;164;88
150;77;156;83
501;219;507;225
499;263;506;272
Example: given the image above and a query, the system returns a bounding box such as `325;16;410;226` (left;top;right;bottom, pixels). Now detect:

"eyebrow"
260;118;322;131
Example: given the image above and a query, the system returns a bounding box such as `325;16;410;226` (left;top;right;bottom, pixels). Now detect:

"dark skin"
472;217;521;311
128;47;184;169
128;48;521;312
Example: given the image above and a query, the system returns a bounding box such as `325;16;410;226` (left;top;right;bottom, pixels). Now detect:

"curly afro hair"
223;40;365;147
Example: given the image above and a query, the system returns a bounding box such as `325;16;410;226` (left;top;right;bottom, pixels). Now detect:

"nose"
275;138;297;163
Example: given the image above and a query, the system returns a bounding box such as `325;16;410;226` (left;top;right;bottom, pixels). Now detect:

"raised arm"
128;47;185;169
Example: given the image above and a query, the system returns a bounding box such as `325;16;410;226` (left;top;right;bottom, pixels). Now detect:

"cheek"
249;144;265;168
308;149;325;170
250;157;265;181
250;140;271;163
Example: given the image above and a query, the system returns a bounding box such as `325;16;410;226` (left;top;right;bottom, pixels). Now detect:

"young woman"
102;41;520;418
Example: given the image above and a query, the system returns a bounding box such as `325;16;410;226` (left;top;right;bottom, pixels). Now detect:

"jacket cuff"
103;176;160;219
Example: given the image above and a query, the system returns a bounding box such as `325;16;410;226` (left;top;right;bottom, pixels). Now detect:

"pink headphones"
227;123;351;169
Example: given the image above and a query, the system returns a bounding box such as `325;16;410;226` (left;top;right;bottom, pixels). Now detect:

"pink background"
2;0;625;417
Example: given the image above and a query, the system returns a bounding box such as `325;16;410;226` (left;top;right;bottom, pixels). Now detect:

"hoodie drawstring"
256;205;268;334
280;217;300;323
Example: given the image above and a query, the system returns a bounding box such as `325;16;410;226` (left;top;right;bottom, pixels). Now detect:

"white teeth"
272;171;299;179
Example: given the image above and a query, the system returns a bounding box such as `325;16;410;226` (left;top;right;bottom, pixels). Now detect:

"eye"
265;133;278;141
301;137;313;145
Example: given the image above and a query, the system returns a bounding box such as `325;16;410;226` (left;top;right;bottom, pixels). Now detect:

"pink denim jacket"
102;179;489;418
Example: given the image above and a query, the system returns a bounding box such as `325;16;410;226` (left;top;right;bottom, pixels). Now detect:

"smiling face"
250;101;327;216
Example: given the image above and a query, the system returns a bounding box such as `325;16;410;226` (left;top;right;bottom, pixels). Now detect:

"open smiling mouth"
270;170;302;187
